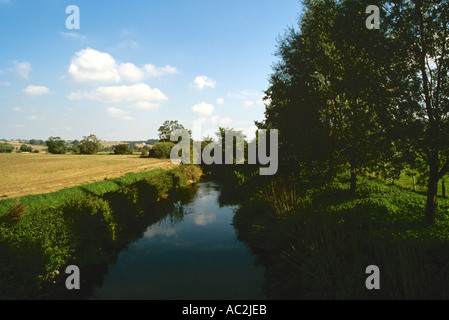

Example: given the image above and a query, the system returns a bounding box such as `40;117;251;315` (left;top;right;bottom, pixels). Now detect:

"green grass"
232;174;449;300
0;169;167;215
0;165;203;299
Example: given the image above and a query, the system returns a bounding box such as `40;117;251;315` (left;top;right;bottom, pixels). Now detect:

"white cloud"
107;107;134;121
193;76;216;90
68;48;121;83
68;48;177;84
12;107;22;112
23;85;51;96
127;101;160;110
191;102;215;115
68;83;168;103
10;61;31;79
216;98;224;105
119;62;145;82
0;81;11;86
143;64;178;77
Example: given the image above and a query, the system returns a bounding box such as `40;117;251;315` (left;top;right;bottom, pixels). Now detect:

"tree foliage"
45;137;66;155
114;144;133;155
158;120;191;143
79;134;102;155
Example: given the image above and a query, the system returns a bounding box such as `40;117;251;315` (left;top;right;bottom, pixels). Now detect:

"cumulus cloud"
68;48;177;84
23;85;51;96
68;83;168;103
216;98;224;105
107;107;134;121
193;76;216;90
191;102;215;115
68;48;121;83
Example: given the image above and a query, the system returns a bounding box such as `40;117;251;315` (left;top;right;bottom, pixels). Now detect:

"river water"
91;181;266;300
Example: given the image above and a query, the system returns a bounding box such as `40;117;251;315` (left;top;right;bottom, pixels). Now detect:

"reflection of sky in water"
93;182;265;300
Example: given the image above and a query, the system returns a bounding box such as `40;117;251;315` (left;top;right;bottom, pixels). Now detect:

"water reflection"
91;182;266;300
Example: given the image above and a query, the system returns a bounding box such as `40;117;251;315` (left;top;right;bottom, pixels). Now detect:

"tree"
158;120;191;143
262;0;395;193
19;144;32;152
46;137;66;154
149;142;176;159
79;134;102;155
0;143;13;153
384;0;449;224
114;144;133;155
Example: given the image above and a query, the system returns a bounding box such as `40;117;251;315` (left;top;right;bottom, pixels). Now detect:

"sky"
0;0;302;142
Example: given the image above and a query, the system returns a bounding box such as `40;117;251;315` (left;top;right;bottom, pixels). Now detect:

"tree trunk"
350;164;357;196
425;163;439;225
413;176;416;192
443;180;446;198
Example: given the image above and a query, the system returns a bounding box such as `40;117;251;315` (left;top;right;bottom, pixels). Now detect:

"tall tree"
158;120;191;143
79;134;102;155
262;0;395;193
385;0;449;224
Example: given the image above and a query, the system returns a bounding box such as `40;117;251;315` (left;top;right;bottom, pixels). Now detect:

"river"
91;181;266;300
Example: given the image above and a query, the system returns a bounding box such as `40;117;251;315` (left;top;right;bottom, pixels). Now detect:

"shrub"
20;144;32;153
149;142;175;159
114;144;133;155
0;143;13;153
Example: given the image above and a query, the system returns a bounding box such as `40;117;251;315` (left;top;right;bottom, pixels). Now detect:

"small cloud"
244;100;254;107
0;81;11;86
143;64;178;77
216;98;224;105
107;107;134;121
193;76;216;90
23;85;51;96
27;115;45;121
191;102;214;115
68;83;168;103
12;107;22;112
10;61;32;79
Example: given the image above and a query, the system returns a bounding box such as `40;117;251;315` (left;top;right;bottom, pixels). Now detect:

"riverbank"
0;165;203;299
212;165;449;299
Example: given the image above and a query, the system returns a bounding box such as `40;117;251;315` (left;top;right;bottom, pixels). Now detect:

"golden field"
0;153;177;199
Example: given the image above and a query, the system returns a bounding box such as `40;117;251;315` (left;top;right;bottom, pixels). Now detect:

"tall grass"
233;174;449;299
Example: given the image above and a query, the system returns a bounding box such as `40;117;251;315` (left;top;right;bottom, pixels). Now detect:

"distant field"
0;153;177;199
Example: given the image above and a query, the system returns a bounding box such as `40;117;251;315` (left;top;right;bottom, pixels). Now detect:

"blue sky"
0;0;302;141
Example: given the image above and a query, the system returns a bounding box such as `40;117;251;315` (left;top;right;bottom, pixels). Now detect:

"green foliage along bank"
0;165;203;300
231;173;449;300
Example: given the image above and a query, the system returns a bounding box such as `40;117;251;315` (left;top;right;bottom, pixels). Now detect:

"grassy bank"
0;165;203;300
230;172;449;300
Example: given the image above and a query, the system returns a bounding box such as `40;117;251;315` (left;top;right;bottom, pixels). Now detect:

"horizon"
0;0;302;142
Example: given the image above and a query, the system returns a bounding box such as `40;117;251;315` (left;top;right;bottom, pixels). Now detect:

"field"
0;153;177;199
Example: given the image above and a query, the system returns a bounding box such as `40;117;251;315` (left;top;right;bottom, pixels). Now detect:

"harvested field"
0;153;177;199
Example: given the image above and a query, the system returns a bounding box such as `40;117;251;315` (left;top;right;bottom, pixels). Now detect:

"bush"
114;144;133;155
20;144;32;153
149;142;175;159
0;143;13;153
